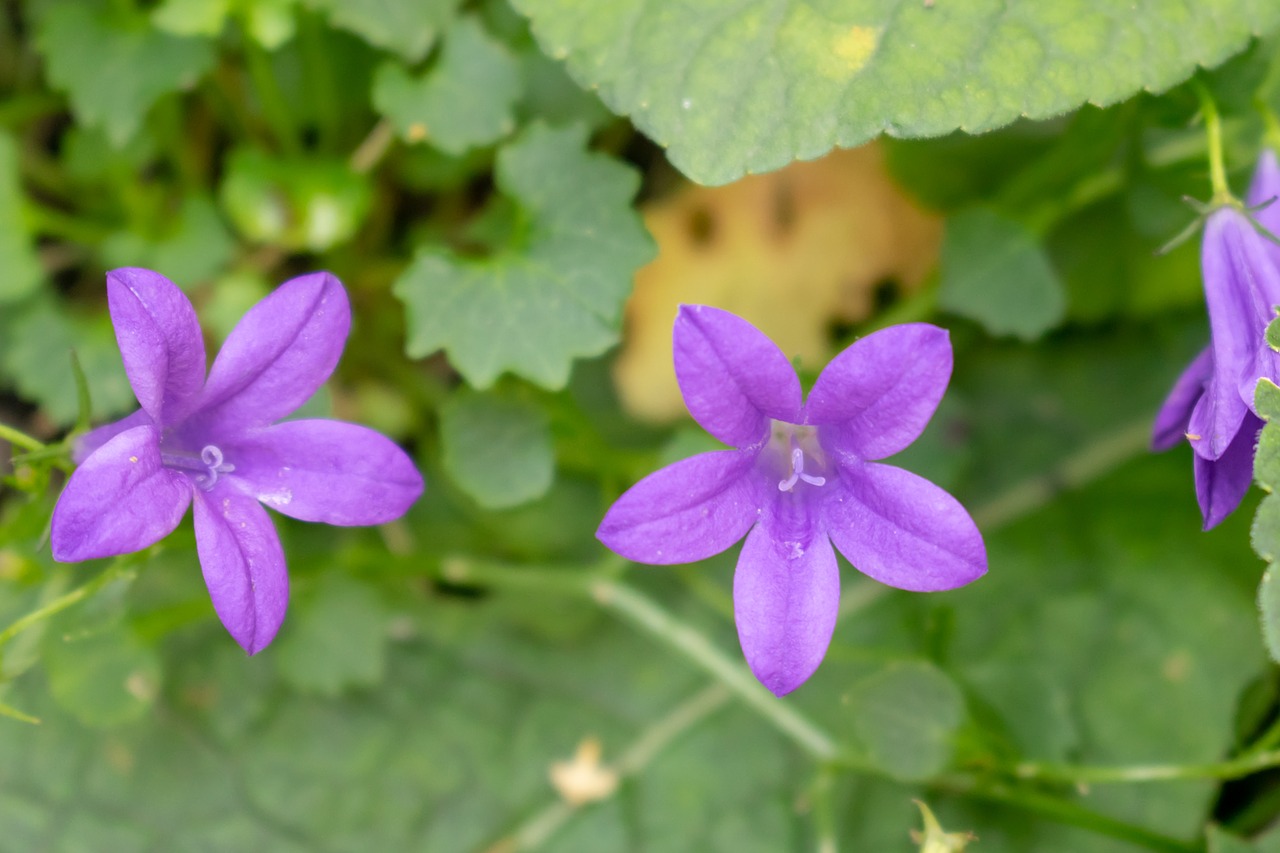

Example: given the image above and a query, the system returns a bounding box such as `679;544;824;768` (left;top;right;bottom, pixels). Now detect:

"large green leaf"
439;390;555;509
36;0;216;146
394;122;654;389
510;0;1280;185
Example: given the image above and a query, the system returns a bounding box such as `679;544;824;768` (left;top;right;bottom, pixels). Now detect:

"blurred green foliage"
2;1;1280;851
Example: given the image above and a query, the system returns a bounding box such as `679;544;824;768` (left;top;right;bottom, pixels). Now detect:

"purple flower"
51;269;424;653
596;306;987;696
1153;151;1280;529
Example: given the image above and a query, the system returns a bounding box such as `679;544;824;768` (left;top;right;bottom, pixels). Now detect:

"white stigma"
196;444;235;490
777;446;826;492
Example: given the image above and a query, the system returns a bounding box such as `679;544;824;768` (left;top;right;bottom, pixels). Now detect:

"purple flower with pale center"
596;306;987;696
51;268;424;653
1153;150;1280;529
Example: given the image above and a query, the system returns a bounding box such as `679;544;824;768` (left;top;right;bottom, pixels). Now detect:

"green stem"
1261;100;1280;154
484;684;731;852
0;423;44;453
968;418;1153;530
0;559;136;649
1014;748;1280;785
445;556;844;762
935;776;1196;853
350;119;395;175
810;768;839;853
244;43;300;155
1193;80;1234;206
591;577;841;761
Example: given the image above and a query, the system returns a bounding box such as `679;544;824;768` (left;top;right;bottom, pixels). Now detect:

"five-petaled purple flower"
51;268;424;653
596;306;987;696
1153;150;1280;529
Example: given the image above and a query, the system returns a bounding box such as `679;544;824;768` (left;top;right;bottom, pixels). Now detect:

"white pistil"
162;445;235;490
777;446;826;492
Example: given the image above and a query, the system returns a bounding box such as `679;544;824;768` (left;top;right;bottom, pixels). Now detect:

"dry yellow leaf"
614;143;941;421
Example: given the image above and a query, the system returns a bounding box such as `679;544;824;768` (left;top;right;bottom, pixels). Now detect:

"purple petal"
1189;210;1275;459
823;461;986;591
192;486;289;654
73;409;153;464
596;449;761;564
734;503;840;697
195;272;350;434
1195;413;1260;530
51;425;192;561
225;420;423;525
673;305;802;448
1152;347;1211;451
805;323;952;462
106;268;206;426
1250;149;1280;291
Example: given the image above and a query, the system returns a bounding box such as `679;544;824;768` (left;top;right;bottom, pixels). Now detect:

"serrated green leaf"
0;133;42;305
36;1;216;146
1269;315;1280;352
393;122;654;389
938;208;1065;340
511;0;1280;185
439;391;554;509
218;149;371;251
307;0;459;62
272;574;388;696
43;622;160;728
845;661;964;782
373;16;522;155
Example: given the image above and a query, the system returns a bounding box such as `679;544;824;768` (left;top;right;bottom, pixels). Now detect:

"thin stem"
442;558;842;762
1014;749;1280;785
483;684;731;852
810;768;839;853
935;776;1196;853
0;559;136;649
590;577;840;762
1193;80;1233;206
350;119;395;175
0;423;44;453
0;697;40;725
969;418;1153;531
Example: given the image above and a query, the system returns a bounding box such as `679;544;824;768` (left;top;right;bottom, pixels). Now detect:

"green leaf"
1208;825;1261;853
43;622;160;728
845;661;964;782
0;298;134;426
0;133;42;305
36;0;216;146
439;391;554;509
1268;314;1280;352
151;0;228;37
100;196;235;288
393;122;654;389
272;574;389;696
307;0;460;62
153;0;297;46
1255;379;1280;661
373;16;522;155
218;149;371;251
510;0;1280;185
938;207;1066;340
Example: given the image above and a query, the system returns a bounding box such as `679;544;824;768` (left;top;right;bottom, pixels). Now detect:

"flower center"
161;444;235;490
768;422;827;493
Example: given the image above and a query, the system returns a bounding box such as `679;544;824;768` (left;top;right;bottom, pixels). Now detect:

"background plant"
3;1;1280;850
